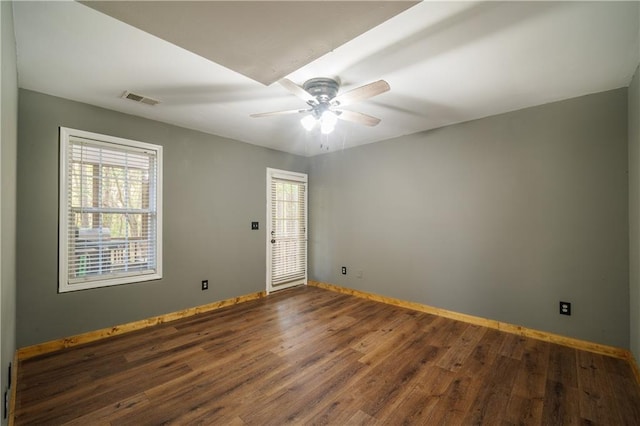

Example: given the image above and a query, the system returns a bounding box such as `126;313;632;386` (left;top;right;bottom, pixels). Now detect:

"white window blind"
270;177;307;286
59;128;162;292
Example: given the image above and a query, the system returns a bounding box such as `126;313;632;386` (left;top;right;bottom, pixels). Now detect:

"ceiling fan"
250;77;390;134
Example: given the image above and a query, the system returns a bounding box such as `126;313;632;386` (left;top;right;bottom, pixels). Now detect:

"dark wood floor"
14;286;640;425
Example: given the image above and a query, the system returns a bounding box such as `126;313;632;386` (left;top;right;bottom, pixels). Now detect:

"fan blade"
250;108;309;118
336;110;381;127
278;78;317;104
333;80;390;107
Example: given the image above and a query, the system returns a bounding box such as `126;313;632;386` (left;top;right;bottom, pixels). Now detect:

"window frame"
58;127;163;292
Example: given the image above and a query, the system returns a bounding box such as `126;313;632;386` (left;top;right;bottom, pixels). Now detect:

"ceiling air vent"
121;91;160;106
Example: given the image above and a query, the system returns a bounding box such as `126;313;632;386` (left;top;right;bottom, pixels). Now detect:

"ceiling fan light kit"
300;115;316;131
301;109;339;134
251;77;390;135
320;111;338;134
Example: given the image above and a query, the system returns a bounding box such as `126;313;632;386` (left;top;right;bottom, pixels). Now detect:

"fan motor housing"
303;78;340;102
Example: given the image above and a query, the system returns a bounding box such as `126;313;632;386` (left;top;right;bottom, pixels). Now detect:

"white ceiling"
12;1;640;157
79;1;417;85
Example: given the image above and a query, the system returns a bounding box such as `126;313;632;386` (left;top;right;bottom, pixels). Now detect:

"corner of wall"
629;62;640;363
1;1;19;424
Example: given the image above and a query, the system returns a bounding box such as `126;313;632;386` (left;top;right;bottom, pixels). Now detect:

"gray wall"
1;1;18;422
16;89;307;347
309;88;629;348
630;65;640;361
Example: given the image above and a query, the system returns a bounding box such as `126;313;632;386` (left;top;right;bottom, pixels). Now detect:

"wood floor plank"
462;355;521;425
547;342;578;388
541;379;581;425
346;409;378;425
120;351;284;425
239;349;367;424
502;393;544;425
386;366;456;423
17;354;192;425
602;355;640;424
61;392;150;426
424;374;484;424
577;350;624;425
354;312;427;366
270;313;360;357
457;327;505;378
499;332;528;360
512;338;550;399
385;385;440;424
435;323;487;372
350;311;413;355
357;355;430;418
13;285;640;425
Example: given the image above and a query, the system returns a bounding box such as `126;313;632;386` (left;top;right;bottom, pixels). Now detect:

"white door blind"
64;136;159;286
271;177;307;286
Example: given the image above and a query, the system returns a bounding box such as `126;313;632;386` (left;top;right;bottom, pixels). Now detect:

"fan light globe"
320;121;333;134
322;111;338;126
320;111;338;134
300;115;316;131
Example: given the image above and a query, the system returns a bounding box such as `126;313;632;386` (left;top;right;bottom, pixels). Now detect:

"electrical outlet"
357;270;363;279
341;266;347;275
202;280;209;290
559;301;571;316
251;221;259;230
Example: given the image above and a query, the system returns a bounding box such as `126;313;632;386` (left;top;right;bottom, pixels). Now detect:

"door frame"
266;168;308;294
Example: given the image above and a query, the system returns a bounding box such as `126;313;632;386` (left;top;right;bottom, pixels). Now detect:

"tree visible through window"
59;128;162;292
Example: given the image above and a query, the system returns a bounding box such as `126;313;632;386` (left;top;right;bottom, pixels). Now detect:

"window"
59;127;162;292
